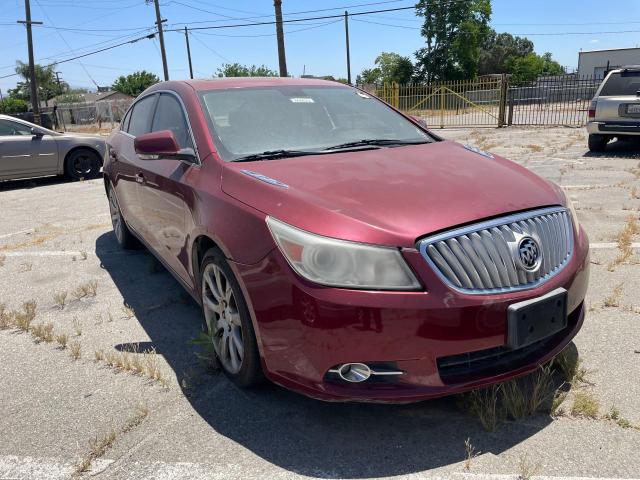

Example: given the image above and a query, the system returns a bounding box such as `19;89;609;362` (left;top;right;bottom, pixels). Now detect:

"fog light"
337;363;371;383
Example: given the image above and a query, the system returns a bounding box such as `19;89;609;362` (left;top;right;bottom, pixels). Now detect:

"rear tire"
200;248;263;387
107;184;139;249
64;148;102;180
588;134;608;152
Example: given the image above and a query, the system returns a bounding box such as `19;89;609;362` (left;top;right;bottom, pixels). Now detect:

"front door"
0;119;58;178
111;94;157;237
137;92;195;284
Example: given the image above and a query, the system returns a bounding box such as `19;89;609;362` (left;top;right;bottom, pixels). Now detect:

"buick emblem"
517;236;542;271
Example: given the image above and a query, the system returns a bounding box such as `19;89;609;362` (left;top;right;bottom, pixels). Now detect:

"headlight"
266;217;421;290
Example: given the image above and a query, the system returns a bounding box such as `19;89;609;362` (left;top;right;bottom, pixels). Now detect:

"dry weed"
56;332;69;349
30;322;54;343
571;390;599;418
69;340;82;360
53;291;68;310
608;216;640;270
14;300;37;331
603;283;624;308
464;437;479;471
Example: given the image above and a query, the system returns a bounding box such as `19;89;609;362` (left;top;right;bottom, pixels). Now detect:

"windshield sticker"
241;170;289;188
290;97;315;103
463;144;494;159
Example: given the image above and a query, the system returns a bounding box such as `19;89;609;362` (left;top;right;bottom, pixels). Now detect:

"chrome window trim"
417;206;574;295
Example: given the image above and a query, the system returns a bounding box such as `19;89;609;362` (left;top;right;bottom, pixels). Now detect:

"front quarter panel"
187;156;276;267
56;135;107;172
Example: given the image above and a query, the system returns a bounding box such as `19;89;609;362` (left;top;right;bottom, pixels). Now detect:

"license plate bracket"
507;288;568;349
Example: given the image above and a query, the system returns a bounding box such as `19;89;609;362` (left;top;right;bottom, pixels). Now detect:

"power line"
188;32;230;62
163;5;419;32
192;19;342;38
34;0;99;88
0;32;156;80
351;18;640;36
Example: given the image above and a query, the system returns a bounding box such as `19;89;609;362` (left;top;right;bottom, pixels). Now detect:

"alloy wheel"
202;263;244;374
72;154;92;175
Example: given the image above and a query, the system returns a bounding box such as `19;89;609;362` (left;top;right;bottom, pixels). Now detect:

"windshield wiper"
323;139;430;151
232;149;323;162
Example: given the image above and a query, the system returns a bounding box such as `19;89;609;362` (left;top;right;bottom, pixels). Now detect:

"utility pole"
152;0;169;81
17;0;43;125
273;0;288;77
55;71;63;92
344;11;351;84
184;27;193;79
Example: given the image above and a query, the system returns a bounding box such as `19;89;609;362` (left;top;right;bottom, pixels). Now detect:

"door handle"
135;173;145;184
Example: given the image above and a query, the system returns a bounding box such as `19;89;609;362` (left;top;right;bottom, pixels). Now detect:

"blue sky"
2;0;640;93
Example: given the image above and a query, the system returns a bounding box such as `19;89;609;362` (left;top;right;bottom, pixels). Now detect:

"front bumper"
232;226;590;403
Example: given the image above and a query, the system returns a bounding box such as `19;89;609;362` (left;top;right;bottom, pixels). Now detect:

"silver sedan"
0;114;106;181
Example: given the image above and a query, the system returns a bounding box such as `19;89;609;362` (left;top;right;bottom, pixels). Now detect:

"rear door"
0;119;58;178
110;93;158;237
596;70;640;122
137;92;196;283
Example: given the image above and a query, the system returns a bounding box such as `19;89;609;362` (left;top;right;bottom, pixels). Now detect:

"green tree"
508;52;564;84
216;63;278;77
8;61;68;105
374;52;414;84
112;71;159;96
356;68;381;85
414;0;492;82
0;97;28;114
478;30;535;75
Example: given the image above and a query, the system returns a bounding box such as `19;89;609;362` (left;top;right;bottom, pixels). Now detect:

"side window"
127;94;157;137
151;93;193;149
0;120;32;136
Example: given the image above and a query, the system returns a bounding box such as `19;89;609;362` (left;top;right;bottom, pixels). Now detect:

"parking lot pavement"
1;127;639;480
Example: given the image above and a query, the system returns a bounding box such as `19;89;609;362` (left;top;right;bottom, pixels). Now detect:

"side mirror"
134;130;196;162
31;127;44;137
409;115;428;128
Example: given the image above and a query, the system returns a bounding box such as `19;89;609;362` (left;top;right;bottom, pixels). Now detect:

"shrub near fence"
371;74;603;128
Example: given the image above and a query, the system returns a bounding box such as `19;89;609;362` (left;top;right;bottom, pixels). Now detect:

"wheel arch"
191;233;268;366
191;234;225;294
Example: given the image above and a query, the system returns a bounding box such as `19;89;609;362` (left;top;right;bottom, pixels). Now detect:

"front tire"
588;134;608;152
65;148;102;180
200;248;262;387
107;184;139;249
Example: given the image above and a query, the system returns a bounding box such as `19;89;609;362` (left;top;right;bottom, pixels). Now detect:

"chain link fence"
42;98;133;134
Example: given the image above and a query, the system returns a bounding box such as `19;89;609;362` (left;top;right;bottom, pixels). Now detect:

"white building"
578;47;640;78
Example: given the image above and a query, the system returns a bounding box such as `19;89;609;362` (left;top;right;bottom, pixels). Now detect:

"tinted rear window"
600;71;640;96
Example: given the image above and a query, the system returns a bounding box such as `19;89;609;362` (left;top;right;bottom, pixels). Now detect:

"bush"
0;97;28;114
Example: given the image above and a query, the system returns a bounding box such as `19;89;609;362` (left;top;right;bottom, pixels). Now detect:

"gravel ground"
0;126;639;480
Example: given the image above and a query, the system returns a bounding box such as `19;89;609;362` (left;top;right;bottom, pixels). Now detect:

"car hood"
221;141;565;248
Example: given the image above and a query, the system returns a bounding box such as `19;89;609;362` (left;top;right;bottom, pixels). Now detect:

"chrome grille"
417;207;574;294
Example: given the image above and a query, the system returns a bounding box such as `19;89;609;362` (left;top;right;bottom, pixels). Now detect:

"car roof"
150;77;351;92
0;114;35;127
609;65;640;74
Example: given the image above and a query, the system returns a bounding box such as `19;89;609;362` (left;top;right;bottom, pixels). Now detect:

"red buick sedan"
104;78;589;402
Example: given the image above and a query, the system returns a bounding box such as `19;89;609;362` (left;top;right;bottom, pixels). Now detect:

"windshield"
600;71;640;96
199;85;431;160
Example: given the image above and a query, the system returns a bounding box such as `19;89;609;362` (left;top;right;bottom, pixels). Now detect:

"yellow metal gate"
375;76;506;128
